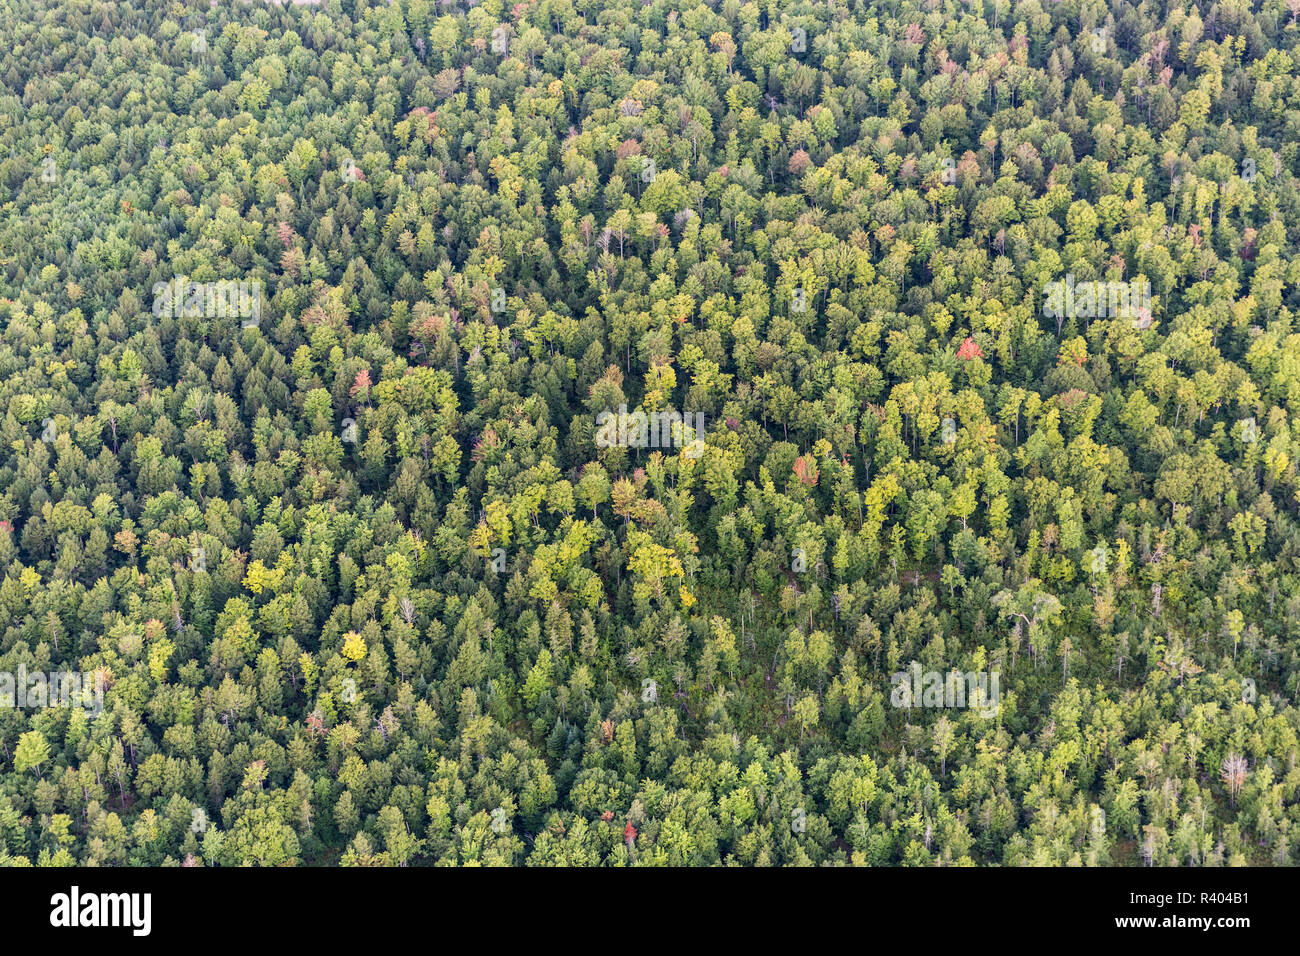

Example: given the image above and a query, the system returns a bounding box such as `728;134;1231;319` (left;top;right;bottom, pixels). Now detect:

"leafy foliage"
0;0;1299;866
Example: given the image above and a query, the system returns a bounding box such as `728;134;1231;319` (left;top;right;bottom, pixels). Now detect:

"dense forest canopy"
0;0;1299;866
